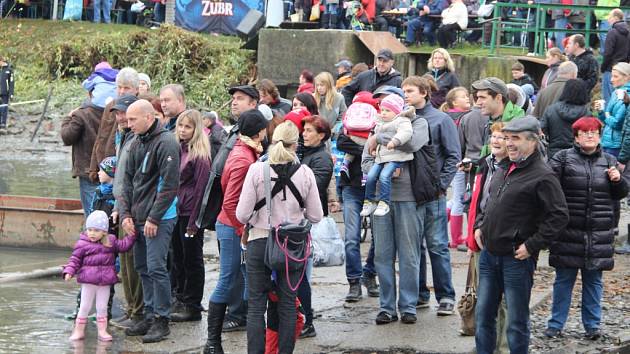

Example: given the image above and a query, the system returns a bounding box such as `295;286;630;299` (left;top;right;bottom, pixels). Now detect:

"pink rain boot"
69;317;88;341
449;215;464;248
96;317;112;341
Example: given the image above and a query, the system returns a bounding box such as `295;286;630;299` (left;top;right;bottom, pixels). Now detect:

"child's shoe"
360;201;378;216
373;201;390;217
69;317;88;341
361;174;368;186
340;163;351;178
96;317;113;341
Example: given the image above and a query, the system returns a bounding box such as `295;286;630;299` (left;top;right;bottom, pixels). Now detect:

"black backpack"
408;118;441;205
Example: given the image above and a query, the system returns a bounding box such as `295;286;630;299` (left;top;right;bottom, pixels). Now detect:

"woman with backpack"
545;117;628;340
203;109;269;354
236;121;323;353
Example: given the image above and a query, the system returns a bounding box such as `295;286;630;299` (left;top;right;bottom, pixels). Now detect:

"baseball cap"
377;48;394;61
110;95;138;112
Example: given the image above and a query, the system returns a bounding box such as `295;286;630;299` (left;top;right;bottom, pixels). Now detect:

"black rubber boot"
142;316;170;343
345;279;362;302
203;302;227;354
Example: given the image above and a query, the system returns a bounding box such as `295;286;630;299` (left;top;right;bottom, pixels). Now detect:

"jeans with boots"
142;316;170;343
204;302;227;354
346;278;362;302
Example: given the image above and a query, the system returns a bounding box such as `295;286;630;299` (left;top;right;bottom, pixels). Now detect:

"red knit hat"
284;107;310;133
572;117;602;136
352;91;380;112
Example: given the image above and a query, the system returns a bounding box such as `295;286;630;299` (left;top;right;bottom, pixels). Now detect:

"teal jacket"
599;83;630;149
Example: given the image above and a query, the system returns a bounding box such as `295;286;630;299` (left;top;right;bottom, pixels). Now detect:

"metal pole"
0;99;45;108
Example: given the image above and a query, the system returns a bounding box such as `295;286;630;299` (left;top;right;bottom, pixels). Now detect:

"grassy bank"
0;19;255;116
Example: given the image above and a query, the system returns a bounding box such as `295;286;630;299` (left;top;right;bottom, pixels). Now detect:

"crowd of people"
57;5;630;350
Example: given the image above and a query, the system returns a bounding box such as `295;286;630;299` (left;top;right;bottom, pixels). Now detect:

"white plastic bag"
311;216;345;267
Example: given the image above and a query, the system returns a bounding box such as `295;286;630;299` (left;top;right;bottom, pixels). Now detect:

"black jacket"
548;146;628;270
301;142;333;216
540;101;590;158
428;68;461;108
336;133;365;188
342;68;403;106
602;21;630;73
208;123;228;162
119;119;180;225
477;150;569;256
0;62;14;97
570;50;599;93
511;73;539;94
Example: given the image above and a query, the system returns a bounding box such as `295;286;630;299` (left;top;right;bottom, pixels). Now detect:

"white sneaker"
360;201;378;216
373;201;390;217
526;52;536;57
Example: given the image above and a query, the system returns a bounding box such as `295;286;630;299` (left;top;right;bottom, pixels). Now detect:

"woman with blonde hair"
426;48;461;108
236;121;323;353
314;72;347;126
541;47;567;89
171;109;212;322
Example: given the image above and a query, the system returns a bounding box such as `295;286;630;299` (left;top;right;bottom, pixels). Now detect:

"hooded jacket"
601;21;630;73
301;142;334;216
599;82;630;149
61;102;103;178
342;68;403;107
570;50;600;93
374;109;415;164
548;145;628;270
90;100;120;178
63;233;136;286
541;101;591;158
118;119;180;225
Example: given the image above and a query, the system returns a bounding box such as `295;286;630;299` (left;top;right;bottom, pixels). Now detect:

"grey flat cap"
472;77;508;98
502;115;540;134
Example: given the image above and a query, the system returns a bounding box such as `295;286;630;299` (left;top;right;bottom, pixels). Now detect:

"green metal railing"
485;3;628;56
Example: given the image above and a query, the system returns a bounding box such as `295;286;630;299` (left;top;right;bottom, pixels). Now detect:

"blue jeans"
554;17;568;50
418;196;456;302
373;201;421;315
602;71;613;103
93;0;111;23
342;186;376;281
134;217;177;319
79;176;98;217
211;221;247;305
548;267;603;331
365;161;400;203
599;20;610;55
475;249;535;354
153;2;164;23
405;17;438;45
0;95;8;127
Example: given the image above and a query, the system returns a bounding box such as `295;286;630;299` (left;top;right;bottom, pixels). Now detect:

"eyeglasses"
490;135;506;141
577;131;600;137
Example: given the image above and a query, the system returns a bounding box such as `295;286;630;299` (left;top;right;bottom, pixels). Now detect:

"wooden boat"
0;195;84;249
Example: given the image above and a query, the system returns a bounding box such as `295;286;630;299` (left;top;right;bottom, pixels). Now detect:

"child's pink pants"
77;284;111;318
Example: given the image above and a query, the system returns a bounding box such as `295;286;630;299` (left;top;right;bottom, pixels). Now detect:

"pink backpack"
343;102;377;132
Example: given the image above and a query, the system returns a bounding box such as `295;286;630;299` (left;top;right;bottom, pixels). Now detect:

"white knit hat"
138;73;151;88
85;210;109;232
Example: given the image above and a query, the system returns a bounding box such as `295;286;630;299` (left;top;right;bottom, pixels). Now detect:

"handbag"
457;256;478;336
309;3;320;21
261;162;312;291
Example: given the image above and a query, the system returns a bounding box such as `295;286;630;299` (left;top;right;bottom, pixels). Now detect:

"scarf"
240;135;263;154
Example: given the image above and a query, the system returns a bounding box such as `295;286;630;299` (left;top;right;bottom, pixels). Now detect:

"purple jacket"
177;142;211;230
62;232;136;286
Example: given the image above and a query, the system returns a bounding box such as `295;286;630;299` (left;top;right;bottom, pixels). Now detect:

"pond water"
0;151;79;199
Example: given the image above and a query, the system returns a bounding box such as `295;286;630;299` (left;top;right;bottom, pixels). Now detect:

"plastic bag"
63;0;83;21
311;216;345;267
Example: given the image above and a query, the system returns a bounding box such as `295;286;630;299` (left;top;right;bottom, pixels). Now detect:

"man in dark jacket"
61;98;103;217
0;58;14;133
601;9;630;102
119;99;180;344
342;48;403;107
566;34;600;95
533;61;578;119
257;79;292;115
473;116;569;354
160;84;187;131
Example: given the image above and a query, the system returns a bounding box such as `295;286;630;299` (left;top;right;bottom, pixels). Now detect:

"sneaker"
361;276;379;297
585;328;601;340
222;319;247;332
375;311;398;325
361;174;368;186
544;327;562;338
416;299;430;309
373;201;390;217
360;201;378;217
526;52;536;57
299;323;317;338
340;164;350;178
437;300;455;316
400;312;417;324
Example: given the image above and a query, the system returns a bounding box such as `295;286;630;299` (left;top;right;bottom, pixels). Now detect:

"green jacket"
478;101;525;158
595;0;620;20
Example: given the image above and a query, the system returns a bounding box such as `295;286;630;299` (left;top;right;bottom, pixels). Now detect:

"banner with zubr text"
175;0;265;35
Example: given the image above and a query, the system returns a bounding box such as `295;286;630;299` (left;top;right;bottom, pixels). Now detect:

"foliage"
0;19;255;115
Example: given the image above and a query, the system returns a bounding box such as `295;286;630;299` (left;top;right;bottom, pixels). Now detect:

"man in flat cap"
341;48;402;107
472;116;569;354
195;84;259;333
335;59;353;90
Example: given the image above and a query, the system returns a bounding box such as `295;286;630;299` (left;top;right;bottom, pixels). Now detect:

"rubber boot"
96;317;112;341
615;223;630;254
449;215;464;248
203;302;226;354
69;317;88;341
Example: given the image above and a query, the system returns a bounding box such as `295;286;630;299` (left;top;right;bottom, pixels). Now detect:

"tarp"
175;0;265;35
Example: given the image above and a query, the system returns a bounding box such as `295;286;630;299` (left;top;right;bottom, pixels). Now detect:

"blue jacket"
414;0;447;17
599;83;630;149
